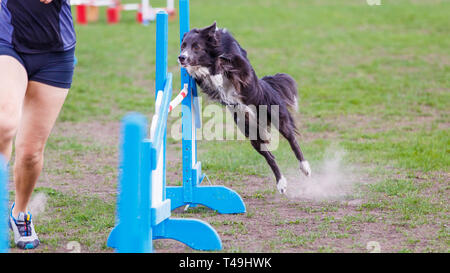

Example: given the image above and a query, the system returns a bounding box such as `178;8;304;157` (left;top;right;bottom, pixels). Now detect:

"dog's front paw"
299;161;311;177
277;176;288;194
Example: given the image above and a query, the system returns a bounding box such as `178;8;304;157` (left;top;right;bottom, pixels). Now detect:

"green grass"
7;0;448;252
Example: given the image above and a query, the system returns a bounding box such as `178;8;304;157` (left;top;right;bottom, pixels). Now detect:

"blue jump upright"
107;11;222;253
165;0;246;214
0;156;8;253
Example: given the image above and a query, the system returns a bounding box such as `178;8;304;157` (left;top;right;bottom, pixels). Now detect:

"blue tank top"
0;0;76;53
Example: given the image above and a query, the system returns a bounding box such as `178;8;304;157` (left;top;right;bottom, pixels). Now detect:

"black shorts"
0;45;75;89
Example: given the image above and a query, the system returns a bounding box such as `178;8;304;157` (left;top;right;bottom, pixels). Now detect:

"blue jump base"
107;113;221;252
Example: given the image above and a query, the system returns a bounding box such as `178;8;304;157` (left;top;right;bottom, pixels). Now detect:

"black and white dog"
178;22;311;194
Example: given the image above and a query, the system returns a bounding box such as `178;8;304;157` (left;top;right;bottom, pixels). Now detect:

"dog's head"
178;22;219;70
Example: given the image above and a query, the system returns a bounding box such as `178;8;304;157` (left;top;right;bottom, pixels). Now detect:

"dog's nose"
178;55;186;63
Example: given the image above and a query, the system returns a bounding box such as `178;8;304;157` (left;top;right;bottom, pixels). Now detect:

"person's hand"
40;0;53;4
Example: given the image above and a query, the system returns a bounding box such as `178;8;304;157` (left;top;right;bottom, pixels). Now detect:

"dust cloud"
28;192;48;218
286;149;362;201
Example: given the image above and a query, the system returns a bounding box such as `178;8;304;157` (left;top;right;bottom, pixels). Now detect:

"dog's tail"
261;73;299;112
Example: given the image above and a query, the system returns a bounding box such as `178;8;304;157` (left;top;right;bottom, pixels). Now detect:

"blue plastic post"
179;0;196;202
166;0;246;214
117;114;150;253
156;11;168;202
107;113;156;253
156;12;168;97
0;155;8;253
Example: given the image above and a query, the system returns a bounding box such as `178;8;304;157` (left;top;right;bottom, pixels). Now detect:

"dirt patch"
37;121;121;200
8;120;446;253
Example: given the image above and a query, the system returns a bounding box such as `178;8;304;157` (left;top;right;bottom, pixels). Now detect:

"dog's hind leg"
234;110;288;193
250;140;287;194
278;117;311;177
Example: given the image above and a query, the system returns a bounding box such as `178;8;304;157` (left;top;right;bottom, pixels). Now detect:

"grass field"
7;0;449;252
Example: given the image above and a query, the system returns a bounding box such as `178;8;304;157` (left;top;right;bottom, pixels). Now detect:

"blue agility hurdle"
165;0;246;214
107;11;221;253
108;0;246;253
0;155;8;253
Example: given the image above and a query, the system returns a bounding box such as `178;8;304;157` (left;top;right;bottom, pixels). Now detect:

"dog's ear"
202;22;217;37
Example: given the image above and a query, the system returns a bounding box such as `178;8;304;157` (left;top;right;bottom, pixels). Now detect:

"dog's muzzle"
178;55;187;66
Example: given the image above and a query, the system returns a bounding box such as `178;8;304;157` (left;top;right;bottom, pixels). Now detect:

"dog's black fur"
178;22;310;193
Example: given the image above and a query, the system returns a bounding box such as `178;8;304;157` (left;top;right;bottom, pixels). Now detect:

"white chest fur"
206;73;257;121
190;66;242;106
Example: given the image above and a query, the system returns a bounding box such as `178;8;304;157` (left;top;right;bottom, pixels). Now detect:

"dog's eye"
192;43;200;51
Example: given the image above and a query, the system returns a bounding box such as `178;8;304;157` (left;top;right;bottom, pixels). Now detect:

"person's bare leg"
12;81;68;217
0;56;28;161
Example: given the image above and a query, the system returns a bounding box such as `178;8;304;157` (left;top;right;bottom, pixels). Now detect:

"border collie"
178;22;311;194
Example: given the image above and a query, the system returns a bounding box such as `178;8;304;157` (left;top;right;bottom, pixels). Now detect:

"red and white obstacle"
168;83;188;113
150;83;187;137
72;0;175;25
